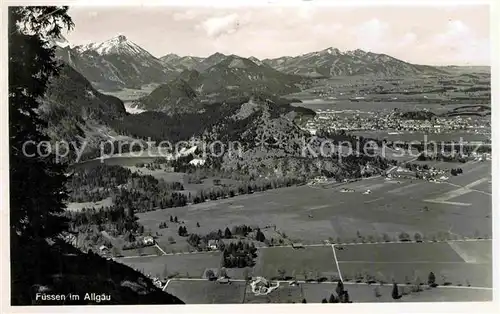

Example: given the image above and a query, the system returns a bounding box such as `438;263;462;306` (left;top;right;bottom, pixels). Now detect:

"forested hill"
109;94;316;143
40;62;128;144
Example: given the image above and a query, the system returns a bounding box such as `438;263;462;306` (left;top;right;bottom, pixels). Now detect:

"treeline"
222;241;257;268
65;205;139;234
68;164;184;203
113;189;188;213
109;99;256;143
417;152;468;163
186;225;265;252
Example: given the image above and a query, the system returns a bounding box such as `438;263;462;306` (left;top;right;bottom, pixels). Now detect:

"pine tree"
335;280;344;296
9;6;74;241
224;227;232;239
328;293;336;303
392;283;400;299
321;298;328;303
428;272;436;286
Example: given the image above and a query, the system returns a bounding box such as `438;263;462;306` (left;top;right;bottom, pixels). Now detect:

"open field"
164;279;492;303
119;245;162;257
338;262;491;288
301;282;492;303
253;246;338;280
165;280;247;304
447;240;492;263
116;251;222;278
137;161;491;249
335;242;464;262
334;241;492;287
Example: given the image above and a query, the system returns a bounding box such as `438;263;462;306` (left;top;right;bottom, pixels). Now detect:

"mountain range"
55;35;448;93
55;35;177;91
262;47;448;77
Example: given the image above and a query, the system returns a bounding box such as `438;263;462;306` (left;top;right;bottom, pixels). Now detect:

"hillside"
40;63;128;144
11;235;184;305
110;94;315;143
263;47;448;77
133;78;202;114
56;35;176;91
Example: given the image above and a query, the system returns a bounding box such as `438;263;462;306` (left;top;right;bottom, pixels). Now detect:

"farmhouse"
208;240;219;250
143;236;154;245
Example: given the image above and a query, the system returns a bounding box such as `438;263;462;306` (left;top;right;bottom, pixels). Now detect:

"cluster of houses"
304;108;490;138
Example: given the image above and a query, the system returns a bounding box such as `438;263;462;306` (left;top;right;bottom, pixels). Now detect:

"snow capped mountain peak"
345;49;367;57
76;34;153;57
328;47;341;55
92;35;146;56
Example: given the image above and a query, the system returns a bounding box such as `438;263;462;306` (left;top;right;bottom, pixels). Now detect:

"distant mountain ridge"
261;47;448;77
161;47;447;78
55;33;449;94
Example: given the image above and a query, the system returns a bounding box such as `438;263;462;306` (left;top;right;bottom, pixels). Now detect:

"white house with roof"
143;236;155;245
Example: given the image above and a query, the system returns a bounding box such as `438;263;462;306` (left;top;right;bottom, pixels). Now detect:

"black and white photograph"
3;0;497;311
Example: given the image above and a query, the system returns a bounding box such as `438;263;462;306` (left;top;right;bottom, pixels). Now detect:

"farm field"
136;161;491;250
334;241;492;288
447;240;492;263
301;282;492;303
119;245;161;257
334;242;464;263
253;246;339;280
116;252;222;278
339;262;491;288
165;280;246;304
163;279;492;304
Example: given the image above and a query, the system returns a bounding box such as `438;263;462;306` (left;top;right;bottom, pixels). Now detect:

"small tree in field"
329;293;336;303
336;280;344;296
382;233;391;242
399;232;411;242
205;269;216;280
414;233;423;242
392;283;400;299
322;298;328;303
278;268;286;280
428;272;436;287
302;298;307;303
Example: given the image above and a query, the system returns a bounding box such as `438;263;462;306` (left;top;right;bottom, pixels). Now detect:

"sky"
64;4;491;66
